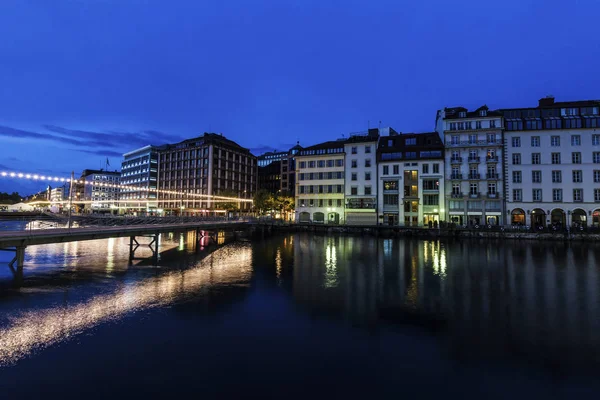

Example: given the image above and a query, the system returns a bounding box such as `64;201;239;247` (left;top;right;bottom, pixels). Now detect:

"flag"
106;158;110;167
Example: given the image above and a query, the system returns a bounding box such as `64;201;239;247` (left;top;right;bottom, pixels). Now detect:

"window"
532;153;541;164
433;164;440;173
511;137;521;147
423;194;439;206
551;136;560;146
595;170;600;183
351;186;358;195
299;161;306;168
553;189;562;202
490;120;496;128
365;146;371;154
532;189;542;202
337;199;342;207
470;183;478;195
476;121;482;129
451;135;459;145
573;189;583;202
365;159;371;167
351;173;357;181
594;152;600;163
351;146;357;154
422;164;429;174
317;160;325;168
512;153;521;165
593;135;600;146
488;182;497;195
532;170;541;183
364;186;372;195
383;180;398;190
595;189;600;202
336;159;343;167
383;194;399;205
351;160;357;168
469;134;477;144
393;165;399;175
308;161;316;168
405;138;416;145
571;135;581;146
452;183;461;195
572;152;581;164
552;170;562;183
327;160;334;167
487;133;496;143
513;171;522;183
459;111;466;118
551;153;561;164
513;189;522;202
382;165;389;175
531;136;540;147
573;170;582;183
365;172;371;181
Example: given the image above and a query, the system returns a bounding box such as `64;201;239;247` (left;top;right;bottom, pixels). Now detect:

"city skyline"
2;0;600;194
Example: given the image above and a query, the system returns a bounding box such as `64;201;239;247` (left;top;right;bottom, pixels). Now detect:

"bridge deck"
0;221;248;248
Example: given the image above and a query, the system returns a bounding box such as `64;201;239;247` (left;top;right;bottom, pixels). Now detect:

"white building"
377;132;445;226
121;145;160;215
344;129;379;225
80;169;121;214
503;96;600;228
439;105;505;226
295;140;346;224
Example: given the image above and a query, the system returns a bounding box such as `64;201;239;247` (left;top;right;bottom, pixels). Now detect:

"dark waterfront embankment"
252;223;600;241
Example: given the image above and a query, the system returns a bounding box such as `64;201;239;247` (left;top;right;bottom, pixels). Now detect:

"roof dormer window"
459;111;467;118
479;110;487;116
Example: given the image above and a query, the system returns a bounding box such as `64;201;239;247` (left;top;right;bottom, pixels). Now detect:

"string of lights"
0;170;253;203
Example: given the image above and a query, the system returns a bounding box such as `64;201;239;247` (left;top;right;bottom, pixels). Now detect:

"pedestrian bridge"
0;219;250;272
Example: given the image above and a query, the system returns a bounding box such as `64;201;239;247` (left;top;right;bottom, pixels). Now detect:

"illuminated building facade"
120;145;161;215
80;169;121;214
157;133;257;214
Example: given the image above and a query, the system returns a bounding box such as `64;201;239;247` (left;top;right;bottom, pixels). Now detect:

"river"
0;227;599;398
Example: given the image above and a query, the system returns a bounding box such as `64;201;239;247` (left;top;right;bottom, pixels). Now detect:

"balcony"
486;173;499;180
468;173;481;180
450;174;463;180
450;157;463;163
469;193;480;198
451;192;464;198
468;156;481;163
487;192;498;198
486;156;499;163
447;139;502;148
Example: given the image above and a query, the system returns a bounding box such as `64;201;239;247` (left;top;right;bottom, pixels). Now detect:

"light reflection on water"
0;244;253;366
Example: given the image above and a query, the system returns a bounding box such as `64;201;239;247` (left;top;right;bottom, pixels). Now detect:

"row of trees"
0;192;22;205
253;190;295;218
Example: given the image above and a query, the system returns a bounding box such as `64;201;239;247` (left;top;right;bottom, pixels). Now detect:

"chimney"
539;95;555;107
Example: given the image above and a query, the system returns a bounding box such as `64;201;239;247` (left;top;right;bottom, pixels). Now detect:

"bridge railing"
0;215;250;232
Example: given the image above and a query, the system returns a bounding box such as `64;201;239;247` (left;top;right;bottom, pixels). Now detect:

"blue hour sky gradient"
1;0;600;194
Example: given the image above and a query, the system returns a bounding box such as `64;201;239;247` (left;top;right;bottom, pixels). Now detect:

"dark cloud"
71;149;125;158
0;125;88;147
45;125;184;148
0;163;10;170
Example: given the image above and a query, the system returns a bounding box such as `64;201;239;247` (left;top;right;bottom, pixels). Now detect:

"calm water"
0;228;600;398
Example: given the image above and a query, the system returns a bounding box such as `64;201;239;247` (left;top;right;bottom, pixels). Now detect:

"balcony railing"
447;139;501;147
451;192;464;198
469;193;480;198
486;156;499;162
486;173;499;180
450;174;463;180
468;156;481;163
450;157;463;163
487;192;498;198
468;173;481;180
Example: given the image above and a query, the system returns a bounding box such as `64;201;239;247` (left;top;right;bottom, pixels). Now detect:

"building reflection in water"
292;234;600;367
0;244;253;366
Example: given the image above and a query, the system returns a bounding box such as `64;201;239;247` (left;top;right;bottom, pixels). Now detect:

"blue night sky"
1;0;599;194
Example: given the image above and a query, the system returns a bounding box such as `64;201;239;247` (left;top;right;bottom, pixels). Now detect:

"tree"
0;192;23;204
215;189;240;213
252;189;273;215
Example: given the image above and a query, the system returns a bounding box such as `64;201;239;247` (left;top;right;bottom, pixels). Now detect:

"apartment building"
295;140;346;224
157;133;257;215
120;145;160;215
257;142;302;196
344;129;379;225
440;105;505;226
377;132;445;226
79;169;121;214
503;96;600;228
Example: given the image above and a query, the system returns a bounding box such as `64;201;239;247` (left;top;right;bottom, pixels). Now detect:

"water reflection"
292;234;600;369
0;244;253;366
